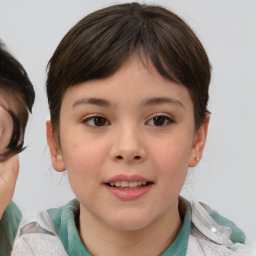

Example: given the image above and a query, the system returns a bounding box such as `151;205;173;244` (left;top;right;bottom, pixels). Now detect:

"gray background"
0;0;255;240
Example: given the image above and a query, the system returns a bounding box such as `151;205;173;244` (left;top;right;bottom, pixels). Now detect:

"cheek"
151;142;190;204
61;140;107;199
150;133;193;181
61;134;109;180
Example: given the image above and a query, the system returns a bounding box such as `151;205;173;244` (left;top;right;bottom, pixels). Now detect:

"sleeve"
0;201;22;256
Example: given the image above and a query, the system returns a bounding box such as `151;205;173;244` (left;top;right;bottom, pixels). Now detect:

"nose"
110;125;147;164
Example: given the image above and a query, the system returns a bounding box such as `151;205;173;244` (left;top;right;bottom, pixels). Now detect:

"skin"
0;101;13;156
47;55;209;256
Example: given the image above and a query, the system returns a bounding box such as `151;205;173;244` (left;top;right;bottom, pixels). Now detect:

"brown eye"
83;116;109;127
147;115;174;126
93;117;107;126
153;116;165;126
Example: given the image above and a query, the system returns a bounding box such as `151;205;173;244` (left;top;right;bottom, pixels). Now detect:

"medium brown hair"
47;2;211;141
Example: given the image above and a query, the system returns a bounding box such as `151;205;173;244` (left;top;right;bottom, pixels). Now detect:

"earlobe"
188;115;210;167
46;120;66;172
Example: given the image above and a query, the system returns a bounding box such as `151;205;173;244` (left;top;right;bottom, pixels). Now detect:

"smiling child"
4;2;252;255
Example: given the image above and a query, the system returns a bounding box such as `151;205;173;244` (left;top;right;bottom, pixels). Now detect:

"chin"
106;214;154;232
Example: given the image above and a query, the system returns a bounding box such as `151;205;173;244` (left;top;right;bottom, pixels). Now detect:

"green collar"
47;198;192;256
48;199;89;255
161;199;191;255
0;201;22;256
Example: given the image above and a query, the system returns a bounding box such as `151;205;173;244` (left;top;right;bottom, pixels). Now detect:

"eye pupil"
94;117;106;126
153;116;165;126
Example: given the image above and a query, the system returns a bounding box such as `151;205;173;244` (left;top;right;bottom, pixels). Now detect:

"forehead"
62;56;193;109
0;88;24;113
0;102;13;156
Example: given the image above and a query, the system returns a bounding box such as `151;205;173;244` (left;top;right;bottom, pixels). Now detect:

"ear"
46;120;66;172
188;115;210;167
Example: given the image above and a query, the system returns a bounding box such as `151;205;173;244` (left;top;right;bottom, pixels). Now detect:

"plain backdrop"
0;0;255;240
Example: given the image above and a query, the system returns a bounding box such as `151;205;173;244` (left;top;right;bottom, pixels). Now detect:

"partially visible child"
4;2;253;255
0;41;35;254
0;41;34;160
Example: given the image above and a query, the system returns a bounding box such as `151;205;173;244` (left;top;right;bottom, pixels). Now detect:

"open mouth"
105;181;153;189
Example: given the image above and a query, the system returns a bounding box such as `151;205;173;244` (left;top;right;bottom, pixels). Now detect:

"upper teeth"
110;181;147;188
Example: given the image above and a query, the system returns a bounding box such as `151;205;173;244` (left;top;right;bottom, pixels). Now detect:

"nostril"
114;155;142;160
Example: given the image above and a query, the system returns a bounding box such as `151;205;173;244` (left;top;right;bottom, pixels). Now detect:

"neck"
78;201;182;256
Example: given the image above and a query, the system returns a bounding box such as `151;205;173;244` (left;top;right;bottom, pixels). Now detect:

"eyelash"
82;114;175;127
82;115;110;127
146;115;175;127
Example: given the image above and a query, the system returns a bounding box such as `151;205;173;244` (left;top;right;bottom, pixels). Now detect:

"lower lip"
104;184;153;201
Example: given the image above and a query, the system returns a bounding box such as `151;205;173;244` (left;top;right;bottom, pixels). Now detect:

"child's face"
48;55;208;230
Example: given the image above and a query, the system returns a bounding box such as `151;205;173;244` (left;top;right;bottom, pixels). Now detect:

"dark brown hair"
0;42;35;160
47;2;211;140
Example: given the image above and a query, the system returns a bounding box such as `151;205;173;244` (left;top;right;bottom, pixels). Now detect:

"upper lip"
104;174;153;184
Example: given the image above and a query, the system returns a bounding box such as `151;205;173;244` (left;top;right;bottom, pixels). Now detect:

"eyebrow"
142;97;184;108
72;98;111;108
72;96;184;108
